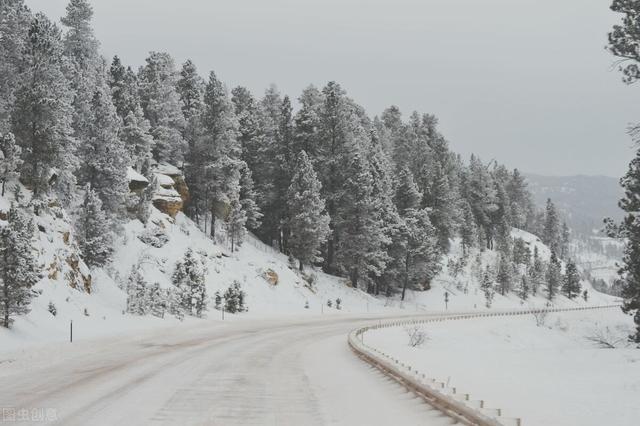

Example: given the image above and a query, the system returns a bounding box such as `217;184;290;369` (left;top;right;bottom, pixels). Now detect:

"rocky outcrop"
262;269;279;286
151;163;189;219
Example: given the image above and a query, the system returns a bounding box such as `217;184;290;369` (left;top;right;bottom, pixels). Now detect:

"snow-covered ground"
366;307;640;426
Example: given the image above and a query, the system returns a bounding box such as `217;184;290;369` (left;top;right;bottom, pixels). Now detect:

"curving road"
0;315;457;426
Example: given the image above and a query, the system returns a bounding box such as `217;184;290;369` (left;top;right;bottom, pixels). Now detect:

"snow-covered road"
0;315;456;426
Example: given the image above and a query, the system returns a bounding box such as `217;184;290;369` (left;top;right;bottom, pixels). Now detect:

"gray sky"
26;0;640;178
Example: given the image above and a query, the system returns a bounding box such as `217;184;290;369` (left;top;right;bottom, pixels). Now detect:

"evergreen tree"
108;56;141;120
481;268;495;308
334;152;388;289
316;82;362;271
0;205;40;328
608;0;640;343
79;86;129;215
562;260;581;299
61;0;101;144
608;1;640;84
225;199;247;252
394;208;441;301
543;199;561;253
138;51;187;163
189;71;241;237
496;253;512;296
121;107;154;172
0;0;31;133
12;13;77;199
172;249;207;317
75;186;113;267
518;274;529;300
546;250;562;301
126;265;148;315
286;151;331;270
393;166;422;215
460;200;478;255
239;164;262;231
560;222;571;259
422;162;458;252
0;133;23;196
528;246;546;296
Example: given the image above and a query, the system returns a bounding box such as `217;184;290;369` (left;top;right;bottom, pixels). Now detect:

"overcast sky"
25;0;640;178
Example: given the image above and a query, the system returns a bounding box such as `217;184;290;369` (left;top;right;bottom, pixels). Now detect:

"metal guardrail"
348;304;621;426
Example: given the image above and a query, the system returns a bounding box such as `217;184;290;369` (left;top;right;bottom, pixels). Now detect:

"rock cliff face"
126;164;189;219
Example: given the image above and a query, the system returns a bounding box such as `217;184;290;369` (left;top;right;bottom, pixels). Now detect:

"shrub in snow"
335;298;342;310
84;308;89;317
138;227;169;248
404;325;427;348
532;310;548;327
304;301;309;309
48;301;57;317
172;249;208;317
327;299;332;308
223;281;246;314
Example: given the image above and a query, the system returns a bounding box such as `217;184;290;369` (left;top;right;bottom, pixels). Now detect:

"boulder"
263;269;279;286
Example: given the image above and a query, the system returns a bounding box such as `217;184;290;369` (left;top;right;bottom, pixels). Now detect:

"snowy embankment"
0;203;390;353
365;307;639;426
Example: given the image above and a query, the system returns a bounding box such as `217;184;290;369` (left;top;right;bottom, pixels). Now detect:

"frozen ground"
366;307;640;426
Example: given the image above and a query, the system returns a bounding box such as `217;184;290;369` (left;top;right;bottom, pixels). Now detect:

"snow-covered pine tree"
422;162;459;253
460;200;478;255
190;71;241;238
543;199;561;253
172;249;207;317
12;13;76;200
612;141;640;343
225;199;247;252
334;152;388;290
506;169;531;230
75;185;114;267
608;0;640;344
0;133;22;196
239;164;262;231
286;151;331;271
546;250;562;301
0;205;40;328
480;267;495;308
177;60;205;177
0;0;31;133
466;155;498;249
393;166;422;216
138;52;187;164
109;56;141;120
317;82;362;271
496;253;512;296
367;130;401;295
395;208;441;301
126;265;148;315
61;0;101;145
562;260;581;300
528;246;546;296
560;222;571;259
518;274;529;300
121;107;154;173
292;85;323;159
79;86;129;215
136;174;156;225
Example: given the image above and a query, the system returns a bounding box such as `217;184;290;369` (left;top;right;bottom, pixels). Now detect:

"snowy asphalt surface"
0;314;457;426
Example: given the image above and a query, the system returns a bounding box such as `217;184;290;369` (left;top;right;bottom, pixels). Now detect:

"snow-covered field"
366;307;640;426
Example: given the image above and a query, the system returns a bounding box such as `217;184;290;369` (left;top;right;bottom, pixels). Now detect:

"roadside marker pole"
70;320;73;343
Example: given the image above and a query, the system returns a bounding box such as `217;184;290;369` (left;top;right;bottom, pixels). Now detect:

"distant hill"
524;174;624;236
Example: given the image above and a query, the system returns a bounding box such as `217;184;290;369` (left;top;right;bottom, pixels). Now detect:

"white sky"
25;0;640;177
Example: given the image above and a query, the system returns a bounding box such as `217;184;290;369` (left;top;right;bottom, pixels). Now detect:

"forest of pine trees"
0;0;580;326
